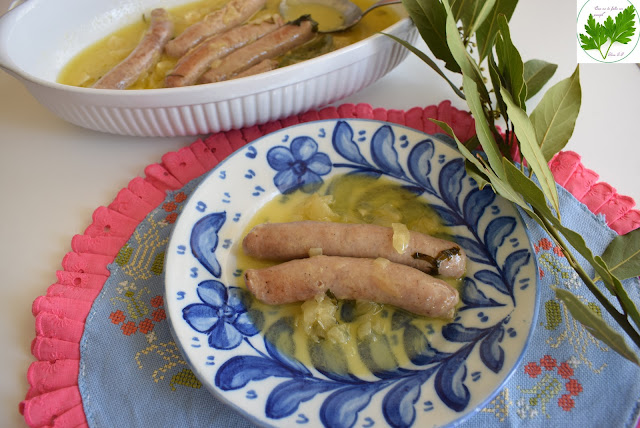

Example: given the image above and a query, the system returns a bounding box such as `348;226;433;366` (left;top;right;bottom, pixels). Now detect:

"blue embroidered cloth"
78;177;640;427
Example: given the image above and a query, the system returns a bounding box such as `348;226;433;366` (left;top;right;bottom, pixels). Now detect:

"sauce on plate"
235;174;462;377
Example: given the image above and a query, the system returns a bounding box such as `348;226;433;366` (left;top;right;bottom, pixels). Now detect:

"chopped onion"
327;324;350;344
299;294;339;342
302;194;339;222
357;320;372;339
309;247;323;257
391;222;410;254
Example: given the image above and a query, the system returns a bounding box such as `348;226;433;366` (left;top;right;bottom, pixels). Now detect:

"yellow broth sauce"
57;0;404;89
235;174;463;378
280;2;345;32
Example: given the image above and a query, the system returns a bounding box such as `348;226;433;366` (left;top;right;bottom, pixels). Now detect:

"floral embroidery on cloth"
519;355;583;418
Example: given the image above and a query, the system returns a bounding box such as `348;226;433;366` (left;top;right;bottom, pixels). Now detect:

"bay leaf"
502;159;610;285
469;0;497;36
442;0;490;102
431;119;486;172
488;50;508;120
463;134;480;151
555;287;640;366
495;14;527;108
500;88;560;215
464;159;492;190
530;65;582;161
431;119;528;210
475;0;518;61
503;160;640;332
383;32;465;100
402;0;460;73
595;253;640;333
524;59;557;100
463;76;506;179
601;227;640;281
450;0;479;34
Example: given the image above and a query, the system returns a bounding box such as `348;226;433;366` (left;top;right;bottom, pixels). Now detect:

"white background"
1;0;640;426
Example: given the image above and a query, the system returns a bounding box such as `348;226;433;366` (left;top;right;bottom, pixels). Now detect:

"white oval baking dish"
0;0;417;137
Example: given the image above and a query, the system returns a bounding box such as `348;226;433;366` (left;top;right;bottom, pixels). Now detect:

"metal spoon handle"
360;0;403;17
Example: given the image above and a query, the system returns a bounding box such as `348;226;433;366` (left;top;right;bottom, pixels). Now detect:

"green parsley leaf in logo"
579;5;637;59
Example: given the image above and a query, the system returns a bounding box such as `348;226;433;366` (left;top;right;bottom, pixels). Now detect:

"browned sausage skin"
92;9;173;90
165;16;283;88
243;221;467;278
199;16;317;84
164;0;267;58
231;58;278;79
244;256;459;319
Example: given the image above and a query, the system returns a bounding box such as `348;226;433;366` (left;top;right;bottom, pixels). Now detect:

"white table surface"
1;0;639;426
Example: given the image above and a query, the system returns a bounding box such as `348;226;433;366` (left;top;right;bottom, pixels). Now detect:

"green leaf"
383;33;465;100
431;119;528;209
449;0;468;22
603;14;617;39
502;159;640;333
554;288;640;366
463;76;506;179
401;0;460;73
441;0;489;102
475;0;518;61
464;159;492;189
495;14;526;108
442;0;501;168
579;13;608;55
502;159;607;277
530;66;581;161
579;32;599;51
488;52;508;120
601;227;640;281
463;134;480;151
430;119;483;172
500;88;560;215
450;0;479;35
585;13;606;41
523;59;557;100
593;254;640;332
612;6;637;44
469;0;497;35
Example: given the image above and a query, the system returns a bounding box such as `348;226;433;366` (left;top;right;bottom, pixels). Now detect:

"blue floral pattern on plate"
183;279;260;350
165;119;539;428
267;136;332;194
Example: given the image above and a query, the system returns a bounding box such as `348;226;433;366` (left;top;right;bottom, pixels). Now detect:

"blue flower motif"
183;280;259;350
267;136;332;194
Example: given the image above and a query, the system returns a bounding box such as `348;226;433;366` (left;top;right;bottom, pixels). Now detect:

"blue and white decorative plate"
164;119;540;428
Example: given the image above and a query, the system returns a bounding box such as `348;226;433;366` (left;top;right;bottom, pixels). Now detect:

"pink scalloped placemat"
19;101;640;428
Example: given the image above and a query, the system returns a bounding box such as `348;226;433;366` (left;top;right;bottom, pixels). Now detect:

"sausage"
243;221;467;278
231;58;278;79
199;16;317;84
93;9;173;90
244;256;459;319
165;17;283;88
164;0;267;58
